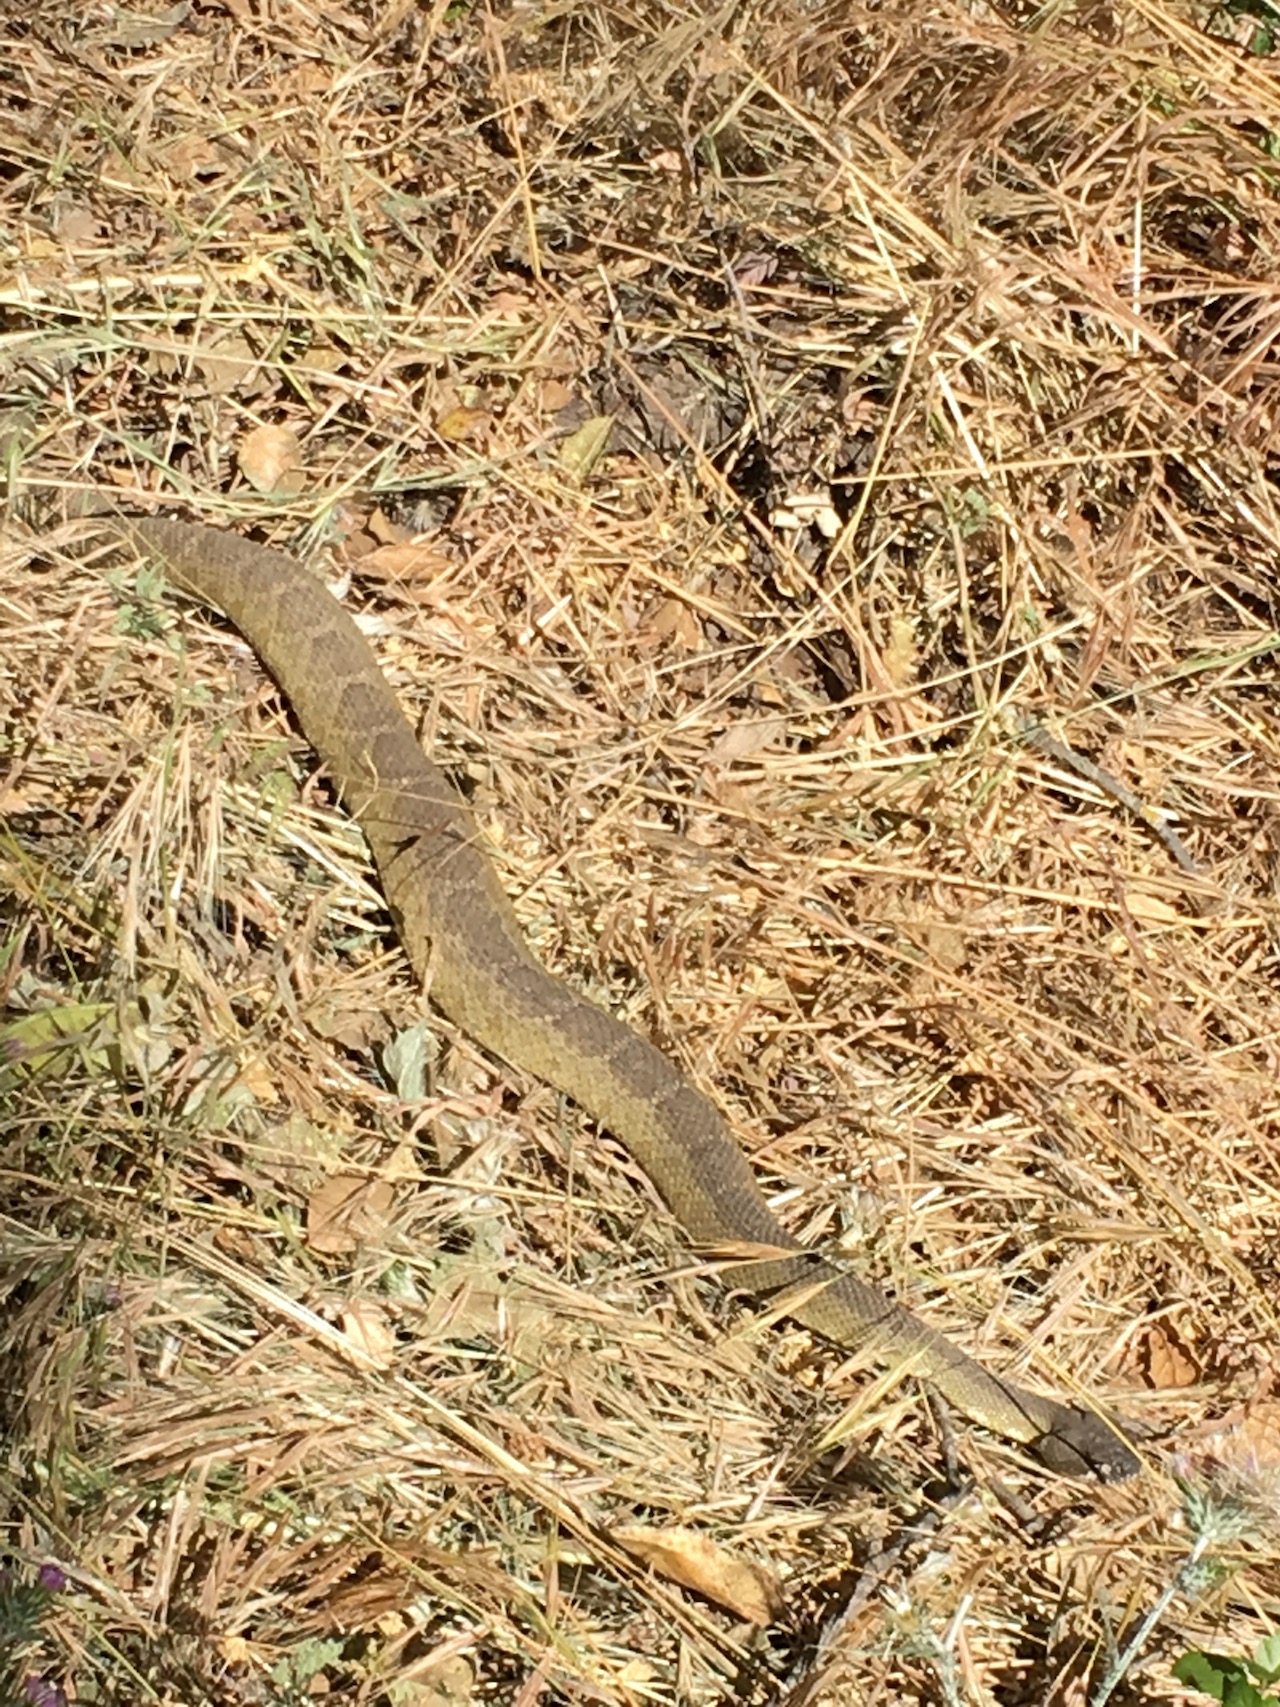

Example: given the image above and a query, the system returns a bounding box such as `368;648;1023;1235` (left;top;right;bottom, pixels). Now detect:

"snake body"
111;514;1138;1481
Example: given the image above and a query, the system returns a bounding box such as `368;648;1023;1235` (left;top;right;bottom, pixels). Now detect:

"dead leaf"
359;541;455;587
1188;1394;1280;1495
306;1174;396;1255
1237;1397;1280;1469
1124;890;1185;925
213;1225;261;1265
1134;1320;1201;1389
614;1524;783;1625
488;289;534;316
539;377;575;413
237;423;306;497
232;1054;282;1104
615;1659;658;1689
100;1;191;46
705;774;756;816
52;201;104;244
266;1113;348;1174
381;1139;424;1182
709;716;786;762
338;1299;397;1369
396;1655;475;1707
884;614;919;687
436;405;490;443
647;596;702;651
733;252;778;289
922;921;968;972
194;331;261;398
770;490;840;539
305;992;390;1054
161;132;230;183
559;414;614;479
363;506;409;544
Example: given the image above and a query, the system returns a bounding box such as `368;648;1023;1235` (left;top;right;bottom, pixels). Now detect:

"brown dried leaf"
923;921;969;972
884;614;919;687
193;332;261;398
1134;1320;1201;1389
306;1174;396;1255
305;992;390;1054
436;405;490;443
647;596;702;651
540;377;576;412
52;201;105;244
1234;1396;1280;1471
338;1299;397;1370
100;1;191;46
1125;891;1185;925
397;1655;476;1707
232;1054;282;1104
358;541;455;586
1191;1395;1280;1497
237;423;306;496
709;715;787;762
613;1524;784;1625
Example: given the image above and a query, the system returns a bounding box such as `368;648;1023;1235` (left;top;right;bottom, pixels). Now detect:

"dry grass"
3;0;1280;1701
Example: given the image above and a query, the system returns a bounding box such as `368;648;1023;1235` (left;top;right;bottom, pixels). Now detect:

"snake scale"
106;513;1139;1481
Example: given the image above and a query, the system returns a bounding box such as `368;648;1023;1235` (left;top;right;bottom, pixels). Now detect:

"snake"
102;512;1140;1482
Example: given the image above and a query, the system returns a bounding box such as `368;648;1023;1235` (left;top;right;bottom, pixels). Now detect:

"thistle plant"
0;1561;68;1707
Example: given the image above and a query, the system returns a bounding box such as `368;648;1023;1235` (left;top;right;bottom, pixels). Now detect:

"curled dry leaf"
1134;1320;1202;1390
647;595;702;651
1124;890;1186;925
407;1654;476;1707
338;1299;397;1370
237;423;306;496
306;1173;397;1255
709;715;787;762
193;331;262;399
359;541;455;587
1237;1399;1280;1476
1187;1396;1280;1506
884;613;919;687
613;1523;784;1626
922;921;969;972
539;377;576;412
436;404;490;443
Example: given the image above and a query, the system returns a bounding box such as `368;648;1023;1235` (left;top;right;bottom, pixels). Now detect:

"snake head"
1034;1407;1141;1481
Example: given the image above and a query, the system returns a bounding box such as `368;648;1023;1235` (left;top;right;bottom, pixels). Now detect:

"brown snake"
104;513;1139;1482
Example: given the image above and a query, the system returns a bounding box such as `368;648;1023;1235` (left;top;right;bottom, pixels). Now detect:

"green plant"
0;1561;69;1706
1174;1633;1280;1707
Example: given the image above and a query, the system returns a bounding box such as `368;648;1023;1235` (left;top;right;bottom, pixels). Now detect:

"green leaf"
270;1635;344;1691
1;1000;116;1081
1254;1632;1280;1684
1174;1651;1245;1699
1175;1651;1280;1707
1226;1683;1275;1707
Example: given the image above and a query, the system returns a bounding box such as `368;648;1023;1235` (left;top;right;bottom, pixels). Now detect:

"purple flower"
36;1565;66;1595
24;1678;68;1707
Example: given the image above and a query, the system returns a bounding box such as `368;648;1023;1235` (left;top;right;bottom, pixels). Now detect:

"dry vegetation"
3;0;1280;1701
